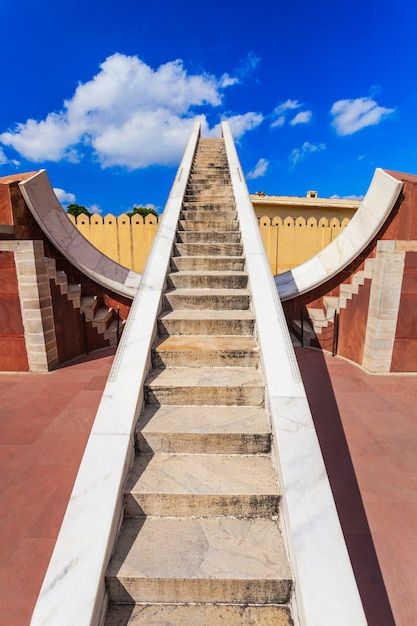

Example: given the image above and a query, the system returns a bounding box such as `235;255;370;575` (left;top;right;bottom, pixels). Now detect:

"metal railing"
300;308;340;356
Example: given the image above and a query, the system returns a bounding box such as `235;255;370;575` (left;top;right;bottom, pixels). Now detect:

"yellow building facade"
69;193;359;275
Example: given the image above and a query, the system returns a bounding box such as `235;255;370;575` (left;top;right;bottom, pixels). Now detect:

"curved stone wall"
19;170;141;298
276;168;403;300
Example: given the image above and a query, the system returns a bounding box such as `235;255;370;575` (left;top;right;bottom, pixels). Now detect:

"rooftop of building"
251;190;361;210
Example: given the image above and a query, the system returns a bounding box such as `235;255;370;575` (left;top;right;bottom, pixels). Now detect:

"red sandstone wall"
391;251;417;372
49;282;110;365
337;280;372;365
0;251;28;371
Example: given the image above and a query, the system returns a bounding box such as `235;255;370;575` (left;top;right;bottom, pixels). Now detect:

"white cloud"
236;51;261;78
87;203;102;214
330;194;363;200
0;53;259;169
247;158;269;179
274;99;302;115
290;110;312;126
290;141;326;167
330;96;395;135
53;187;76;204
0;147;19;167
209;112;263;140
270;115;286;129
271;99;312;128
219;73;239;88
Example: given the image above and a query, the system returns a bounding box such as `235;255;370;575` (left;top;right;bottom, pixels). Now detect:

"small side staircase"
292;258;375;347
104;138;293;624
45;257;123;346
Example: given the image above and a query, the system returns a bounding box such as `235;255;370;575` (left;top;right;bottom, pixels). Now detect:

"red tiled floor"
296;347;417;626
1;344;416;625
0;348;115;626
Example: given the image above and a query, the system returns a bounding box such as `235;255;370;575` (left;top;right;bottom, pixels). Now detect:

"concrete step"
181;202;235;210
180;210;236;221
152;335;259;367
92;306;113;331
340;283;358;296
324;296;339;315
157;309;255;336
163;288;250;311
124;453;280;517
45;256;56;279
193;158;228;163
104;603;292;626
67;282;80;298
55;270;68;293
106;517;291;604
174;242;243;257
81;294;99;319
145;366;264;406
167;271;248;289
135;405;270;454
170;256;245;272
184;194;234;202
178;220;238;232
186;181;230;188
188;174;231;182
186;187;231;195
192;166;229;171
176;231;241;244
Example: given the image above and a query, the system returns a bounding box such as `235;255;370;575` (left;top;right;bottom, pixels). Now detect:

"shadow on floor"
57;345;117;369
295;346;395;626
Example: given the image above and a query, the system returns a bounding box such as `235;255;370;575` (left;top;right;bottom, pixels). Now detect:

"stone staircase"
45;257;123;346
292;258;375;347
104;138;293;625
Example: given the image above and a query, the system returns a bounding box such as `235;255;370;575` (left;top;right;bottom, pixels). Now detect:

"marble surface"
222;121;367;626
30;121;201;626
362;242;406;372
107;516;291;601
276;168;403;300
105;603;292;626
19;170;141;299
126;452;280;496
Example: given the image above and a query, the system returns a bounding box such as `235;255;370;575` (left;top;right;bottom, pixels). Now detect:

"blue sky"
1;0;416;214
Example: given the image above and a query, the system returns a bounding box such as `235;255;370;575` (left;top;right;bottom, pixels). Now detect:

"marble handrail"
276;168;403;300
19;170;141;298
30;120;201;626
222;121;367;626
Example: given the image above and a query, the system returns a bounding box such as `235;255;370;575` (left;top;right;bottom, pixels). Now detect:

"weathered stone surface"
105;136;291;623
153;335;259;367
107;517;291;603
163;288;250;311
157;309;255;336
145;366;264;406
136;405;271;454
124;452;280;516
105;603;292;625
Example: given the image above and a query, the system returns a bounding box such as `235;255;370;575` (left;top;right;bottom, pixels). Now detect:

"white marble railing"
30;121;201;626
222;121;367;626
276;168;402;300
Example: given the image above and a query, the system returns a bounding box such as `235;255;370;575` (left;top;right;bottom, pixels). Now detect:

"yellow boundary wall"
68;213;350;275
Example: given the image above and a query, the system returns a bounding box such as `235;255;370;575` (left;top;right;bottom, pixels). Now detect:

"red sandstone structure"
1;129;417;625
0;172;136;371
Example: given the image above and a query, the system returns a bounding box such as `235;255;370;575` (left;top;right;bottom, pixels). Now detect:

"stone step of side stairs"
44;256;121;346
291;258;375;347
104;137;293;625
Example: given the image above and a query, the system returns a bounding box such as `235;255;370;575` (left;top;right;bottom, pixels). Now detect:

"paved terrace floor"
0;348;115;626
295;347;417;626
0;346;415;625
